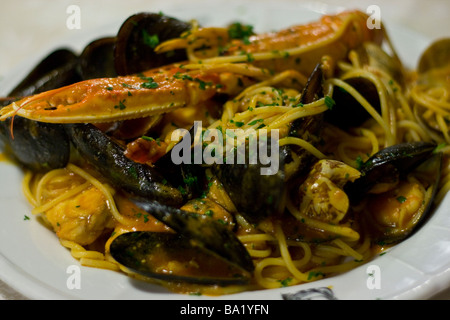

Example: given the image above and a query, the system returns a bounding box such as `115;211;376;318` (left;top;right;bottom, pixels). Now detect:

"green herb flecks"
324;95;336;110
140;76;159;89
142;30;159;48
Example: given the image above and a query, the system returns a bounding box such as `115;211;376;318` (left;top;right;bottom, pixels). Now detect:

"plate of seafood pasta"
0;0;449;300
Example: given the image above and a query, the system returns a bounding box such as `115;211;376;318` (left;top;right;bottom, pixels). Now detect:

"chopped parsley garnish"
324;95;336;110
204;210;214;217
228;22;254;43
355;155;364;170
141;136;162;146
278;277;293;287
140;77;159;89
142;30;159;48
114;99;127;110
434;142;447;153
127;166;138;179
307;271;325;280
194;78;213;90
396;196;407;203
248;119;264;126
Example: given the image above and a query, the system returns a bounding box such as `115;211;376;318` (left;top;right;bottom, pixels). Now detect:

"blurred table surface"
0;0;449;300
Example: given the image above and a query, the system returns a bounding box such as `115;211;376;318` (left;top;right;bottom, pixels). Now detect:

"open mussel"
115;198;254;275
109;187;254;285
345;141;437;203
345;141;441;244
110;231;251;285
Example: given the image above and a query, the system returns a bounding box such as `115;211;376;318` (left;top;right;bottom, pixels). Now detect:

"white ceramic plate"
0;0;449;300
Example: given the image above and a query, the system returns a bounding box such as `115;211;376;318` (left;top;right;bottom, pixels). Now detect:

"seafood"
344;141;438;202
325;77;380;129
344;141;441;243
0;64;262;124
417;38;450;74
298;159;361;224
114;12;192;75
283;63;325;178
65;123;254;275
412;38;450;143
212;63;326;225
157;10;384;75
0;49;81;171
0;116;70;171
325;42;405;129
125;198;254;273
45;184;113;246
65;123;184;207
78;37;117;80
110;231;251;285
0;10;382;125
213;136;287;224
3;8;446;294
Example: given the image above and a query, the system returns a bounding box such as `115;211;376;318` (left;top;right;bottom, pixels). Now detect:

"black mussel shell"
0;117;70;172
345;141;437;204
0;48;80;171
213;137;286;225
326;77;380;129
65;123;183;207
364;152;442;244
154;124;205;200
282;63;325;180
110;231;251;285
296;63;325;106
78;37;117;80
114;12;191;75
126;199;255;274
